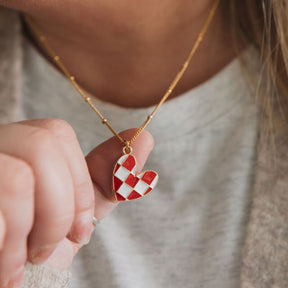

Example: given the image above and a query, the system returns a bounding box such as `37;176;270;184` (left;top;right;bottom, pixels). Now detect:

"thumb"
86;128;155;220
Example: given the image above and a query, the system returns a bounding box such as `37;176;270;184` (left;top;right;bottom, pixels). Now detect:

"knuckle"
50;211;75;239
41;119;76;140
27;127;56;155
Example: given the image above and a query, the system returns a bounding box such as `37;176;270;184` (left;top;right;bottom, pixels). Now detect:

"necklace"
23;0;220;202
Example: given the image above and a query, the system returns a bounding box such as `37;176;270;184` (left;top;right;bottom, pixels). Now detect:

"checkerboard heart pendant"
112;154;159;201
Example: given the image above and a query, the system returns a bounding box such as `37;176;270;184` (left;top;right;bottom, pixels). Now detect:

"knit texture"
23;263;71;288
0;8;22;123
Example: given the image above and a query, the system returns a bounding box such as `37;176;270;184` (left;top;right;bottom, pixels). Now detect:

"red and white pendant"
112;154;159;201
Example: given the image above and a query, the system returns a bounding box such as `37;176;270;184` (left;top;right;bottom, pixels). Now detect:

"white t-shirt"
20;36;259;288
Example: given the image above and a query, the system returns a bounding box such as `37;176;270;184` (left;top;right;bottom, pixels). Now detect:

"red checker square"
127;190;142;200
144;187;152;195
113;177;123;191
116;193;126;201
114;163;120;173
141;171;157;185
122;155;136;171
125;174;139;188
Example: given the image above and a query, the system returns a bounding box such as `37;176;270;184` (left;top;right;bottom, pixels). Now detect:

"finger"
0;123;75;264
19;119;95;245
0;153;34;287
86;128;155;219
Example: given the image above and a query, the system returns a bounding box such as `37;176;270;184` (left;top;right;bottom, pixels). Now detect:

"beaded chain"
24;0;220;151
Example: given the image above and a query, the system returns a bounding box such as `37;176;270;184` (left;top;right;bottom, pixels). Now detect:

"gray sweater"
1;8;288;288
21;34;258;288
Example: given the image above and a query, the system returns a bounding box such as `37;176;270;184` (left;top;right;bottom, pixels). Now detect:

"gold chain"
24;0;220;149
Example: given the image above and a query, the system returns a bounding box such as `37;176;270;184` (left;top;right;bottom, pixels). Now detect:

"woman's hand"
0;119;154;288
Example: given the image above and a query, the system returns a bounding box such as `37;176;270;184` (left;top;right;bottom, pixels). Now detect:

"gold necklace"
24;0;220;202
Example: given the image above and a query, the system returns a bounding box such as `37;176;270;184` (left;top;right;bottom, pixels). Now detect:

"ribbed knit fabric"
23;263;71;288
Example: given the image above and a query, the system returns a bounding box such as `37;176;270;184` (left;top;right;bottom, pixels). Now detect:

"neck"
26;0;238;108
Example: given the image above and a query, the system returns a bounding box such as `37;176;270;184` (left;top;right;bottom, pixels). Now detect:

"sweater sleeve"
22;262;72;288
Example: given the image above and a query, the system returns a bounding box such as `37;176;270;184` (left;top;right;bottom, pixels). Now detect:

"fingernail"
29;244;56;265
7;266;24;288
69;212;94;245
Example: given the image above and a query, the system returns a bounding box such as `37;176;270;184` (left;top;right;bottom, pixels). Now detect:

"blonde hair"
225;0;288;143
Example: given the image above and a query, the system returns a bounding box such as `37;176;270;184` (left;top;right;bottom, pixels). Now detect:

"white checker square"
117;182;134;198
134;180;150;196
114;166;130;181
117;155;128;165
150;175;159;188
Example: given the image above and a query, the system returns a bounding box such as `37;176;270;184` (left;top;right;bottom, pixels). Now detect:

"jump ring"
122;145;133;155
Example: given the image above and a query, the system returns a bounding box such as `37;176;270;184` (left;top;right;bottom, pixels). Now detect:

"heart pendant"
112;154;159;201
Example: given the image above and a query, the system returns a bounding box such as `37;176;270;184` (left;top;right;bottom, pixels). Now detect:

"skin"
0;122;153;288
1;0;236;107
0;0;238;287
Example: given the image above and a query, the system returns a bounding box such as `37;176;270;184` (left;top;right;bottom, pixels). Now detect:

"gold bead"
54;56;60;61
70;76;75;81
147;115;153;120
85;97;91;102
102;118;108;124
40;36;45;42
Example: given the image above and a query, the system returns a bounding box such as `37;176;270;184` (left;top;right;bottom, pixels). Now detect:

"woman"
0;0;287;287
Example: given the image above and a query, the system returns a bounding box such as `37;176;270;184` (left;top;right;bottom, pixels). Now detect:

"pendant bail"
122;140;133;155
